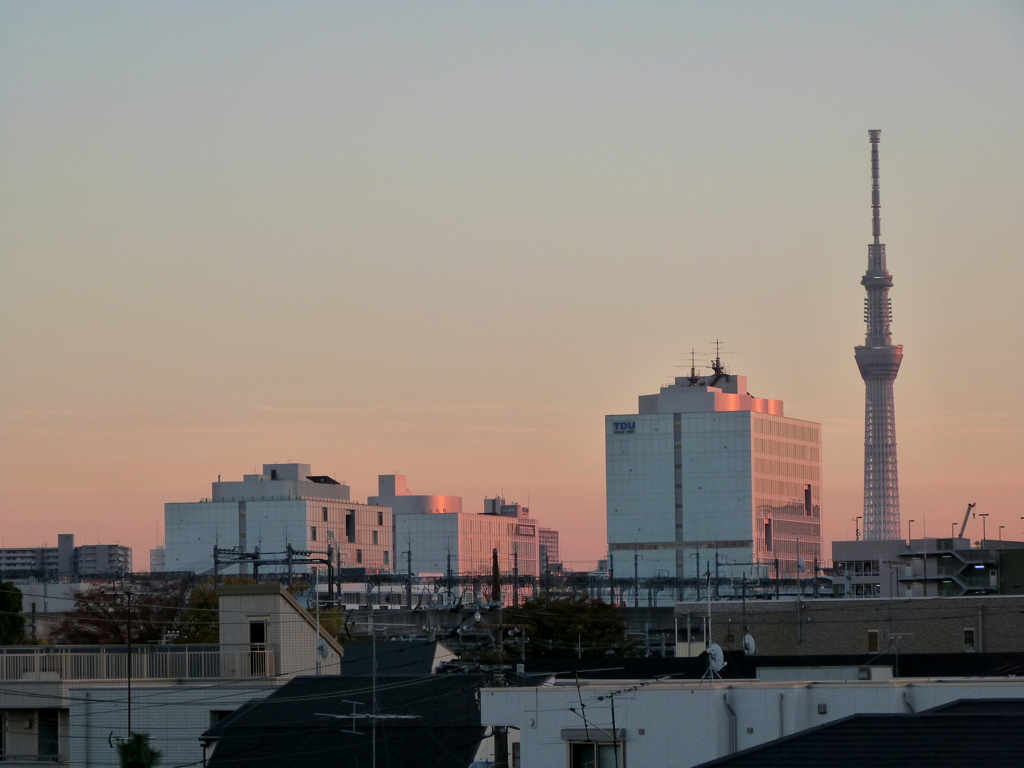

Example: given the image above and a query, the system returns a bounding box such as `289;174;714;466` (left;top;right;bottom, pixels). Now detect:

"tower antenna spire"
870;129;882;247
855;130;903;541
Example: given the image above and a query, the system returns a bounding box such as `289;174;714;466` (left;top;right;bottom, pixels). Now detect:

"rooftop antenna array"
687;348;701;385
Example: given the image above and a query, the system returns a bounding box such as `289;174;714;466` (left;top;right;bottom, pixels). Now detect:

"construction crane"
956;503;976;539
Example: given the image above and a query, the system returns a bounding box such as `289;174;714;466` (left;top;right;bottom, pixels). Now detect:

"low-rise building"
833;538;1024;599
164;463;393;575
0;582;341;767
482;675;1024;768
372;476;543;595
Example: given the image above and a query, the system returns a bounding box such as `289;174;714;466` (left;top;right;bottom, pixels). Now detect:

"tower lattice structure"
854;130;903;540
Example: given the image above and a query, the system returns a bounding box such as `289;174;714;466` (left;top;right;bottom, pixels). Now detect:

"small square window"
867;629;879;653
356;549;363;564
964;628;976;652
323;507;329;522
384;551;389;565
310;526;317;542
377;510;384;526
372;531;379;546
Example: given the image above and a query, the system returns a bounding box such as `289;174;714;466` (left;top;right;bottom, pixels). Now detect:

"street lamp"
907;519;915;544
978;513;990;544
853;517;862;541
999;525;1005;541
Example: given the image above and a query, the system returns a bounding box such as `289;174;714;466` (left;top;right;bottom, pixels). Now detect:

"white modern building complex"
372;475;542;583
606;359;822;597
164;463;393;575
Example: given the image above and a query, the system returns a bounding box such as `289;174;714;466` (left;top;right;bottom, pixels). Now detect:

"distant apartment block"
0;534;131;580
163;463;393;575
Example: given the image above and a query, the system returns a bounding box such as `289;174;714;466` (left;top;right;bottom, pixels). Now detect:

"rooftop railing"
0;644;275;681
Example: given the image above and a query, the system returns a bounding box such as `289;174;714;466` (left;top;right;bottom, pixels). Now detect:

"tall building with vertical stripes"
606;360;822;603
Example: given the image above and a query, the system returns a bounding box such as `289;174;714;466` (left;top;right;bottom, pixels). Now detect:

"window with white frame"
568;742;624;768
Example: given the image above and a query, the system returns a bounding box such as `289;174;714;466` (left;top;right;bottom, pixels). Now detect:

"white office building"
372;475;540;585
607;364;822;598
164;463;393;575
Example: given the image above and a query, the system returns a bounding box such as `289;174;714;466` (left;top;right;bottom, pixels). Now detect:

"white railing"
0;646;275;681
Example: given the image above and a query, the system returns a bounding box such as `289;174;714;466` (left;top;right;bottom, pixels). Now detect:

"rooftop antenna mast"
687;348;701;385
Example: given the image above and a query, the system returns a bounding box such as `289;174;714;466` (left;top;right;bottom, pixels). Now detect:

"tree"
507;595;635;659
117;732;161;768
50;585;183;645
0;582;26;644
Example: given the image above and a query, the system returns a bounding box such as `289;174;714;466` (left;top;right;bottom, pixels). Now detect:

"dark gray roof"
339;640;444;676
695;700;1024;768
204;673;487;768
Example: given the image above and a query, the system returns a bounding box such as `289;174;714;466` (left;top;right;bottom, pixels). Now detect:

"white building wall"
607;378;823;603
395;513;540;581
68;682;279;768
165;499;392;574
482;678;1024;768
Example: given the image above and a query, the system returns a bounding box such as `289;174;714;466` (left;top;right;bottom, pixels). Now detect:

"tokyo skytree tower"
855;130;903;541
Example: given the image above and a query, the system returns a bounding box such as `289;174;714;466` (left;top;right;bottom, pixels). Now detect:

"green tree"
117;732;161;768
507;595;634;659
172;581;219;644
0;582;26;644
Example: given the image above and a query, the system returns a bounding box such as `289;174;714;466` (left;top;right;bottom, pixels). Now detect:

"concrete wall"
675;594;1024;656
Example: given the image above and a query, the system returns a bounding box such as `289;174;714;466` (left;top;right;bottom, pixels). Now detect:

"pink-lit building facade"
606;365;822;600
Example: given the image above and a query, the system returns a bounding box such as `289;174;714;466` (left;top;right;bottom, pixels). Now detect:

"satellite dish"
708;643;726;672
317;638;329;659
743;633;756;656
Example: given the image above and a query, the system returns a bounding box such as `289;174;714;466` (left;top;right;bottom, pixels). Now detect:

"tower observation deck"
854;130;903;540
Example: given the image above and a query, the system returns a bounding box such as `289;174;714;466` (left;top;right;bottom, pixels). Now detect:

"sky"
1;1;1022;570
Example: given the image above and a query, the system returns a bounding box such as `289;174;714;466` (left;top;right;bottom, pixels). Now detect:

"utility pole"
714;551;721;599
491;549;501;604
633;552;639;608
125;589;133;737
405;545;413;610
446;552;453;606
512;548;519;608
608;551;615;607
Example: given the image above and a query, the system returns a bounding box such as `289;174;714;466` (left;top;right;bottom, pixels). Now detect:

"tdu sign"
612;421;636;434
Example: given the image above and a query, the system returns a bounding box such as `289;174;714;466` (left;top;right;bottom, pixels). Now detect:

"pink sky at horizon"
1;2;1022;569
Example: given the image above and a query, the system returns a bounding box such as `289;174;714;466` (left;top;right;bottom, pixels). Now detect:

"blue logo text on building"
613;421;636;434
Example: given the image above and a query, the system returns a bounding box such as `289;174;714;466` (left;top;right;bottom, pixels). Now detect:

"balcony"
0;645;276;681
